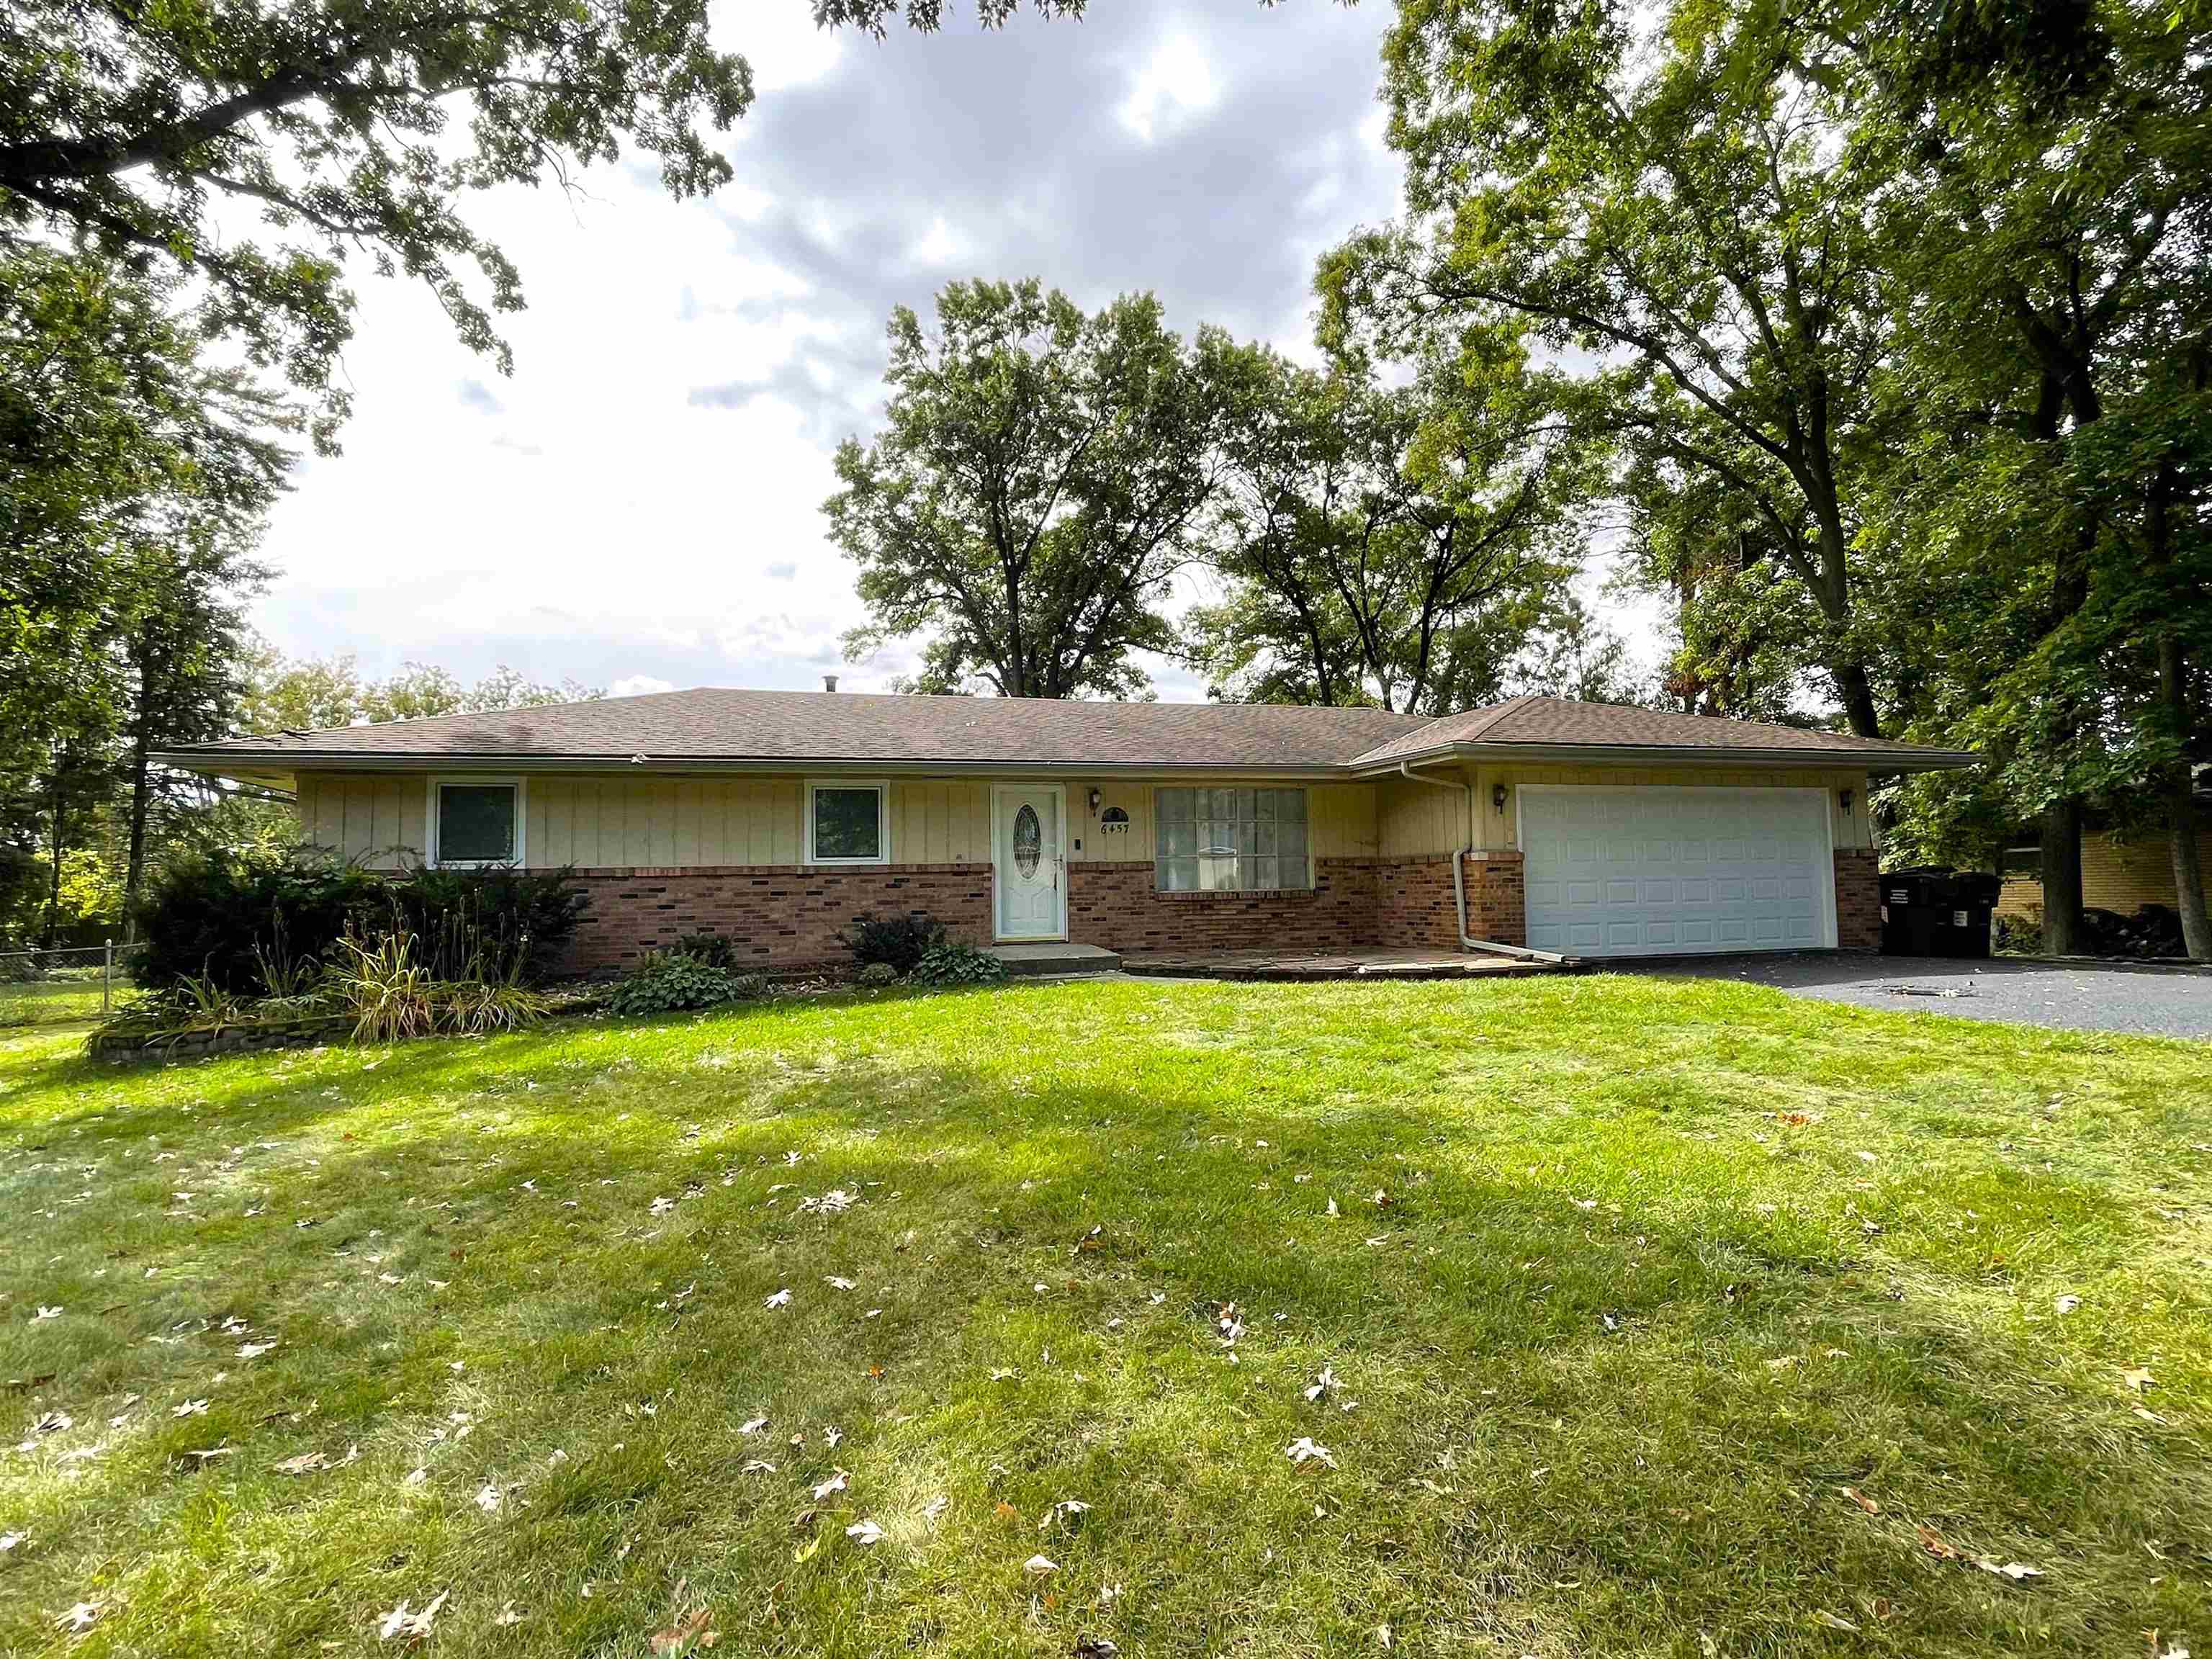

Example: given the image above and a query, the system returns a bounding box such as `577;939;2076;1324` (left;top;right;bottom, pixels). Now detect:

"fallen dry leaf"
1917;1524;1961;1560
1023;1554;1058;1576
2123;1366;2155;1392
812;1469;848;1501
54;1601;101;1633
846;1519;884;1545
649;1607;715;1654
1285;1437;1337;1470
763;1289;791;1310
1839;1485;1880;1515
1973;1558;2044;1582
377;1591;448;1643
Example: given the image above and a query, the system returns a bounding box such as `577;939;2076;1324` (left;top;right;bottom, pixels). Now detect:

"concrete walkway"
1120;946;1563;982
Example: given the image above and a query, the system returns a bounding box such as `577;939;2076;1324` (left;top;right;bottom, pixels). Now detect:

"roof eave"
151;750;1368;781
1351;740;1980;775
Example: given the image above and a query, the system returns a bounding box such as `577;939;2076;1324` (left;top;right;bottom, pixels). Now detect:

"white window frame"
424;775;527;870
1151;784;1313;894
805;778;891;866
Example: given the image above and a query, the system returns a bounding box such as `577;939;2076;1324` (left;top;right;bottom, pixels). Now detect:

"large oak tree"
827;279;1236;700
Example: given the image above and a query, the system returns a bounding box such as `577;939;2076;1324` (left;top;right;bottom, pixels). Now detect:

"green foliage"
607;950;764;1017
828;279;1236;698
1;249;292;946
1190;329;1601;714
102;973;252;1040
384;863;590;984
1339;0;1909;737
909;940;1008;986
327;933;549;1042
133;851;588;994
674;931;740;970
854;961;900;988
233;647;603;737
837;912;947;975
0;0;1076;443
134;850;386;994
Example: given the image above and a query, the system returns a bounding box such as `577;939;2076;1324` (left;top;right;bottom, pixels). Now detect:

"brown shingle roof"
1347;696;1975;769
158;688;1976;775
172;688;1430;772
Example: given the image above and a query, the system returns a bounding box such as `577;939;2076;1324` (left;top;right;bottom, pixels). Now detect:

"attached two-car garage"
1519;786;1835;958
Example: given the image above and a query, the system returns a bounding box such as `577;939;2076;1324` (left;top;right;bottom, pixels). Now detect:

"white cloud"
724;0;845;93
244;0;1420;700
908;215;972;269
608;675;678;698
1118;32;1221;143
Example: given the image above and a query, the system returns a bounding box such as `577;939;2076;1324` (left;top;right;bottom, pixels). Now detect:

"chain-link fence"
0;943;133;1029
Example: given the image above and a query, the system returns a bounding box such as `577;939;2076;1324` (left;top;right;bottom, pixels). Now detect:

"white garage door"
1521;786;1834;958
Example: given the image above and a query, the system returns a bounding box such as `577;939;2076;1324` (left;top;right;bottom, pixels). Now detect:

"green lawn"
1;976;2207;1657
0;980;119;1030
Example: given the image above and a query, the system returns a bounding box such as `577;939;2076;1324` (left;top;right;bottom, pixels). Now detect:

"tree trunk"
2158;637;2211;961
122;637;158;943
42;766;66;950
2040;796;2084;956
1833;661;1882;742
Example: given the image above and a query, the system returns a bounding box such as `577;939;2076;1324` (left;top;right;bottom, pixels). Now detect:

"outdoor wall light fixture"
1492;783;1509;814
1840;788;1855;817
1088;787;1102;814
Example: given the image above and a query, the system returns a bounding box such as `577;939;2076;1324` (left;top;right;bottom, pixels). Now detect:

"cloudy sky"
249;1;1483;701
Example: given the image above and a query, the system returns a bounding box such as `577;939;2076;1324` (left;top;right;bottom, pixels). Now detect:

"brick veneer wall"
1373;855;1460;950
557;863;992;976
1834;848;1880;951
556;849;1541;974
1066;858;1382;954
1369;851;1528;950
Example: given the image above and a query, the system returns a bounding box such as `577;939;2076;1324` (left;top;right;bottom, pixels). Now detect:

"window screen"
437;784;516;864
812;786;884;862
1154;787;1308;892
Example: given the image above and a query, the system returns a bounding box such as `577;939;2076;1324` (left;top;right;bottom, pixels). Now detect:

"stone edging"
89;1015;354;1063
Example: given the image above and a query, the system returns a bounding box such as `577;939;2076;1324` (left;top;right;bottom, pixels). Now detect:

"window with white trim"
808;781;888;864
431;781;521;867
1154;787;1309;892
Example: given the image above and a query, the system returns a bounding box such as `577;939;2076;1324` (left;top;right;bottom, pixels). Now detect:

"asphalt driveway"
1614;951;2212;1038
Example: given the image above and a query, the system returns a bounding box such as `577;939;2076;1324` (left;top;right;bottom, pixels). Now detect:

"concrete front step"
986;941;1123;977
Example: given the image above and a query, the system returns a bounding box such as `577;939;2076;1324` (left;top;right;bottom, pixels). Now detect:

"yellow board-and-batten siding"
295;764;1875;871
1995;824;2212;917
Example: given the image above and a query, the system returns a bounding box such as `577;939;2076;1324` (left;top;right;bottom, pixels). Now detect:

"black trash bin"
1943;872;2003;960
1880;867;1954;956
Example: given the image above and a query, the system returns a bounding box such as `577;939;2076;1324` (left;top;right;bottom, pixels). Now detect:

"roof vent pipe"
822;674;838;693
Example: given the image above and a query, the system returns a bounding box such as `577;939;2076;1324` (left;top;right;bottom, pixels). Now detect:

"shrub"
675;931;739;969
326;932;549;1042
837;911;945;974
855;961;899;988
608;950;763;1017
136;850;387;994
909;941;1007;986
384;864;590;984
134;851;589;995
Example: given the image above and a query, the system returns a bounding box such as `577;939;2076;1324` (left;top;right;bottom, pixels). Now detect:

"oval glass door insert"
1013;804;1042;878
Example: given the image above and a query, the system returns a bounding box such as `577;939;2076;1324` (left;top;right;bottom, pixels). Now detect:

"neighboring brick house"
160;688;1973;971
1995;796;2212;920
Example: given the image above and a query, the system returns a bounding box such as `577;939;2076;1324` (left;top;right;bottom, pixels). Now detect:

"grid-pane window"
811;786;884;862
1154;787;1308;892
437;784;516;864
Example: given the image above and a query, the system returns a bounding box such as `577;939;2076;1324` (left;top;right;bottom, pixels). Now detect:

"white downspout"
1396;761;1567;963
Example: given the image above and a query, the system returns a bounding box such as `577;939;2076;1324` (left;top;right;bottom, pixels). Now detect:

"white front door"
1520;786;1835;958
994;785;1065;940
